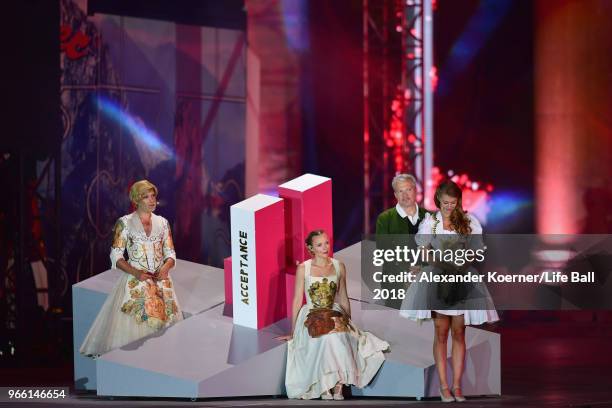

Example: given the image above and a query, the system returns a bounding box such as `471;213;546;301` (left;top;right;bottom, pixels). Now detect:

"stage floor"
3;321;612;407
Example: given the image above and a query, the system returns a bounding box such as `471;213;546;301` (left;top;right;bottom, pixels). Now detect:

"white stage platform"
72;259;226;390
73;242;500;398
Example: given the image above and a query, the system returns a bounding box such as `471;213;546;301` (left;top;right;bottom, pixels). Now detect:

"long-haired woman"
401;180;498;402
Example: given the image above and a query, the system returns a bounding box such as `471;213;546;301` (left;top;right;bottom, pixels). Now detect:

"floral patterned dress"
285;259;389;399
80;212;183;356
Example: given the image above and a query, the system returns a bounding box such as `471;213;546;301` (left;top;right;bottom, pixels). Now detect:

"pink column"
279;174;333;316
223;257;232;316
279;174;334;265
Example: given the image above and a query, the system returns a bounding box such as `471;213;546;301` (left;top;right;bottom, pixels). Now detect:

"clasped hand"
155;266;169;281
136;267;169;281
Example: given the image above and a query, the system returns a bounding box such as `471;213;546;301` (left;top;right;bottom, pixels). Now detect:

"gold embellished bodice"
304;259;340;310
308;277;338;309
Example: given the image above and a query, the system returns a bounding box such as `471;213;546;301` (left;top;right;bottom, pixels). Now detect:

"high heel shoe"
439;387;455;403
321;390;333;400
452;386;466;402
333;384;344;400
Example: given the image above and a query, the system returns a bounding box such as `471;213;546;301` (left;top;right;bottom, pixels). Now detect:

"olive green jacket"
375;205;430;235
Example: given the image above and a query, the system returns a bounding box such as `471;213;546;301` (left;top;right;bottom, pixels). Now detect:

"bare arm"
156;258;175;280
278;264;305;341
337;261;351;318
290;264;306;336
156;219;176;280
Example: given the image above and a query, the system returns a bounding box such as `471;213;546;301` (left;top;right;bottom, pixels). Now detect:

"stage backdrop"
43;0;245;307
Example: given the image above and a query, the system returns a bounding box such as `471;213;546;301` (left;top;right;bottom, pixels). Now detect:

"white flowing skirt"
285;303;389;399
399;269;499;326
79;272;183;357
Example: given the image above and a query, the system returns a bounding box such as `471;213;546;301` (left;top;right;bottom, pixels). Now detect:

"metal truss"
363;0;434;233
403;0;434;208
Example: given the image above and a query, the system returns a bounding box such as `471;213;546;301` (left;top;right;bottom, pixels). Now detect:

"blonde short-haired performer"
80;180;183;356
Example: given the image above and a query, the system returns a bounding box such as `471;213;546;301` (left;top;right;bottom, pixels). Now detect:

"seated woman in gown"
279;230;389;400
401;180;498;402
80;180;183;357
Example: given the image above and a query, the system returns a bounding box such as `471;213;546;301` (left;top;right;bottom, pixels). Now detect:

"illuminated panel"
534;0;580;236
230;194;285;329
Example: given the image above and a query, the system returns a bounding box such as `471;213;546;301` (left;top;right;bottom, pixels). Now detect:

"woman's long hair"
434;180;471;235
